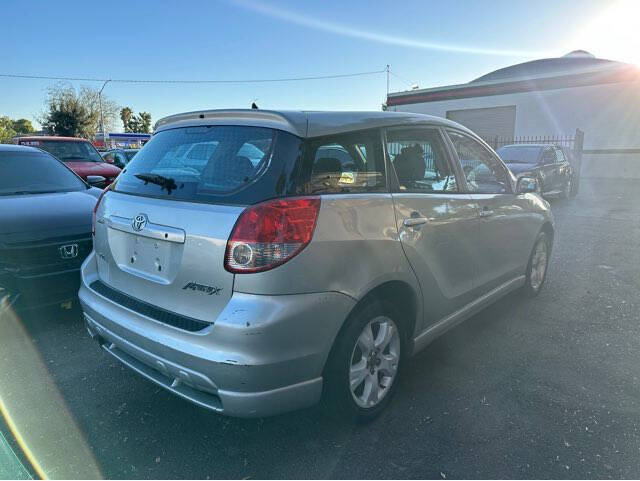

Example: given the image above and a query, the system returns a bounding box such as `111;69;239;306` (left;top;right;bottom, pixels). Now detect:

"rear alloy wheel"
522;232;550;297
324;300;404;421
349;316;400;409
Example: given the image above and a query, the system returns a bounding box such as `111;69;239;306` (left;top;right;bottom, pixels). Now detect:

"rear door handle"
479;208;494;218
403;217;429;227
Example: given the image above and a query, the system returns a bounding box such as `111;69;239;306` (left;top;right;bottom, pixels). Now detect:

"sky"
1;0;638;130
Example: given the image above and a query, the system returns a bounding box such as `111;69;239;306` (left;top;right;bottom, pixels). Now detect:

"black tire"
561;177;571;199
522;231;550;298
323;300;406;422
570;175;579;197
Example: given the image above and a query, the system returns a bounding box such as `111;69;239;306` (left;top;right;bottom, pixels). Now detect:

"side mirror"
86;175;106;187
104;154;114;164
517;176;538;194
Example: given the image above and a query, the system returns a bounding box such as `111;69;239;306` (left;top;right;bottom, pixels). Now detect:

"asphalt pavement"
11;178;640;479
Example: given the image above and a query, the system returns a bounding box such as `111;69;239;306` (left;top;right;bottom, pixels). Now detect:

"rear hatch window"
114;126;303;205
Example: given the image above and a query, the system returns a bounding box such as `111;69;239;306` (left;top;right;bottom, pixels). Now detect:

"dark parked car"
16;136;121;187
0;144;100;310
101;148;139;169
497;144;573;198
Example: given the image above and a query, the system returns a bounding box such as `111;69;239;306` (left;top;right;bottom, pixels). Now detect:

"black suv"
497;144;574;198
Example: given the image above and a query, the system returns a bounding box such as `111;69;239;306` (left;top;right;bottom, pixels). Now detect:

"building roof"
388;51;640;107
471;51;622;83
155;109;475;138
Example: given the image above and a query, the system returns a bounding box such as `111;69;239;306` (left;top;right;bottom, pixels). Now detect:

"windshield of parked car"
115;125;302;204
34;140;104;162
0;150;87;195
496;145;542;163
124;149;138;161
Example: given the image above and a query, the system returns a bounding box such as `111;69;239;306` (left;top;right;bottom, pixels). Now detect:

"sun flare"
571;0;640;65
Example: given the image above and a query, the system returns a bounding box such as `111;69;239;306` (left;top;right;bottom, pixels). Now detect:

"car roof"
154;109;476;139
0;143;43;153
16;136;90;142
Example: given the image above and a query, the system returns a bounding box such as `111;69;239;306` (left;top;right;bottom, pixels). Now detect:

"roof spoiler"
154;109;297;133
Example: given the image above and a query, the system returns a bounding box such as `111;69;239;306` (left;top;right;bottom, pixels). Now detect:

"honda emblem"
59;243;79;259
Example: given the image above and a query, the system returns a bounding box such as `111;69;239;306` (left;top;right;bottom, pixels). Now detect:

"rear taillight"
92;185;113;235
225;197;321;273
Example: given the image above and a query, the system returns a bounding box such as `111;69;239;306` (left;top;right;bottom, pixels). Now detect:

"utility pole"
386;64;390;97
98;79;111;146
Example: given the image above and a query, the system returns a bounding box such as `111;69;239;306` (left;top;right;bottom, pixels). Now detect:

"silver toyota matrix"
79;110;554;419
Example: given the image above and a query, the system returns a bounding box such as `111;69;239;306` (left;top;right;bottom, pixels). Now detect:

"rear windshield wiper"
135;173;179;194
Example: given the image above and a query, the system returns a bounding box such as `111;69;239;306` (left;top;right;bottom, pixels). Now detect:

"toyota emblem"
132;214;148;232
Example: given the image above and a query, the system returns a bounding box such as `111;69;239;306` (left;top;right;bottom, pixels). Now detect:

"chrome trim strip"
105;215;185;243
412;275;526;355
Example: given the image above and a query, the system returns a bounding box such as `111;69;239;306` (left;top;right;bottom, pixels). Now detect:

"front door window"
447;131;509;194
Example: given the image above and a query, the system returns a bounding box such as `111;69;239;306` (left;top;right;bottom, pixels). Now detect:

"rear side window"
114;126;303;205
295;130;385;194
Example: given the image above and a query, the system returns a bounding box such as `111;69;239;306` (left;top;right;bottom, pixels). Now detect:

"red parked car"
16;136;121;186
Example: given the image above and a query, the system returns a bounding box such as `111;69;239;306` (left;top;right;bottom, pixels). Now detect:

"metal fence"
488;128;584;154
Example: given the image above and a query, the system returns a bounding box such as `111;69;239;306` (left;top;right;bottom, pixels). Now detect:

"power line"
0;69;386;84
389;70;415;88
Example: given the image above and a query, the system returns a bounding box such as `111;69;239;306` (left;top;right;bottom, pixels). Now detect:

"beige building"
387;51;640;178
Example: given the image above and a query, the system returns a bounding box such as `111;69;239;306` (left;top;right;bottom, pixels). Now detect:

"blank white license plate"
128;234;171;276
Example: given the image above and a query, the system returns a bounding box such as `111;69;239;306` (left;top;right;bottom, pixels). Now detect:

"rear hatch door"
92;122;303;324
94;192;241;322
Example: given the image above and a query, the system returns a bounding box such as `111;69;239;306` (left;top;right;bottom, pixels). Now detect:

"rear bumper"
79;252;355;417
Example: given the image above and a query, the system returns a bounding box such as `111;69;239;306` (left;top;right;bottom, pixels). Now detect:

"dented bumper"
79;252;355;417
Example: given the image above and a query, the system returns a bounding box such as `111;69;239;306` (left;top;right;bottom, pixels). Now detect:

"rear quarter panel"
233;194;423;326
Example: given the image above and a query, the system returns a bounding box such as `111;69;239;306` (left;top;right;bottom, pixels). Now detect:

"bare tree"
79;85;119;136
39;82;119;138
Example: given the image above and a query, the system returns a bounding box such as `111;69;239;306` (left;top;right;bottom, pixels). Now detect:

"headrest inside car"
313;157;342;174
